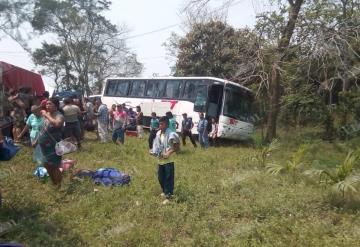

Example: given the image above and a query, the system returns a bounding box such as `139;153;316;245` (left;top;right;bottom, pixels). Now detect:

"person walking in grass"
151;116;180;205
181;113;197;147
197;112;209;149
166;111;178;132
148;112;159;150
94;99;109;143
62;98;82;148
112;104;127;145
108;104;116;131
136;106;144;138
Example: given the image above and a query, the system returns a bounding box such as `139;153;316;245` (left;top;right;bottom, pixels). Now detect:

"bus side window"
145;81;154;97
178;80;185;98
154;80;166;98
114;81;130;96
164;80;181;98
130;80;146;97
183;81;196;100
194;85;207;112
105;80;118;96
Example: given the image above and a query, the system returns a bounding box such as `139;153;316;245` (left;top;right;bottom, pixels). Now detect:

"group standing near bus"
1;76;252;206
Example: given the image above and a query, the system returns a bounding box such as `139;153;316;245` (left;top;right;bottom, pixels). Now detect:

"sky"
0;0;267;93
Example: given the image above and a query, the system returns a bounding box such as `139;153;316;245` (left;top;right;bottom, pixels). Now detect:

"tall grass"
1;131;360;246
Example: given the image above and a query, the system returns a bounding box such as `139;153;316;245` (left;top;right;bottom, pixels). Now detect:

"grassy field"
1;129;360;246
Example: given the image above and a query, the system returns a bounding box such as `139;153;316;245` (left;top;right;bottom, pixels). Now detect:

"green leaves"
266;144;310;175
253;139;280;167
304;149;360;197
167;20;260;82
29;0;142;94
334;175;360;197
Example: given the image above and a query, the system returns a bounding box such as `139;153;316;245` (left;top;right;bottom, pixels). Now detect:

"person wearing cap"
181;113;197;147
17;104;44;145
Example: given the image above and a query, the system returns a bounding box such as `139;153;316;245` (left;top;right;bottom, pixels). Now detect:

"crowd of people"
1;92;219;204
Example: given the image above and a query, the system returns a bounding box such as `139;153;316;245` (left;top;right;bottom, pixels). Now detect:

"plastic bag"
55;140;77;156
33;144;44;166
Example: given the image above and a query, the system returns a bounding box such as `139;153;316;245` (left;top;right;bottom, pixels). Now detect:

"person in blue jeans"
112;104;127;145
151;116;180;205
197;112;209;148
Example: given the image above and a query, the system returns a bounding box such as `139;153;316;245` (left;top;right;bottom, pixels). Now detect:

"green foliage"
252;138;280;167
304;149;360;197
0;0;32;47
166;20;260;83
338;89;360;124
266;144;310;176
30;0;142;94
1;131;360;245
280;83;326;127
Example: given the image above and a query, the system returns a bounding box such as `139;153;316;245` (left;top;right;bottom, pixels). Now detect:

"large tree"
264;0;304;142
0;0;33;49
165;20;260;83
31;0;142;94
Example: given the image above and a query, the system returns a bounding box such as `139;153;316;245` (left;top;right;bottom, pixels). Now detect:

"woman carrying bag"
37;98;65;186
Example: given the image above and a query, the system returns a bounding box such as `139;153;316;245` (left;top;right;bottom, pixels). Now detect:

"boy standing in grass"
148;112;159;150
151;116;180;205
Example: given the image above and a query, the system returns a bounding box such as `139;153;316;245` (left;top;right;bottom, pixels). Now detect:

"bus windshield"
223;84;252;121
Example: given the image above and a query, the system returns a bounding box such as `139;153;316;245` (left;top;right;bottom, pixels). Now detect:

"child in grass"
151;116;180;204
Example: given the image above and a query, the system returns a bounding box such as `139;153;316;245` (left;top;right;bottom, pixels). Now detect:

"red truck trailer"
0;61;45;133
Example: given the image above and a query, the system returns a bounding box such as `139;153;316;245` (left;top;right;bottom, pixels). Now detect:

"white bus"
101;77;254;141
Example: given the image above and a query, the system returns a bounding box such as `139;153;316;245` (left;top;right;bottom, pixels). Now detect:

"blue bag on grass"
0;137;20;161
92;168;131;186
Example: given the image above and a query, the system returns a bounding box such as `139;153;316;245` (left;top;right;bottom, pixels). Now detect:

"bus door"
193;83;223;119
206;84;223;120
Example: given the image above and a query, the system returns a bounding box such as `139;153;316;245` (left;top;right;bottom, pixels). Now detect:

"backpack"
92;168;131;186
71;169;95;182
0;137;20;161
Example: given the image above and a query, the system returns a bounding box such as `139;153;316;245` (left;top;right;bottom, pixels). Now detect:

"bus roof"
105;76;252;94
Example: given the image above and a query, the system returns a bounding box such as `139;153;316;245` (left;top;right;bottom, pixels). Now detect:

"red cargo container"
0;61;45;96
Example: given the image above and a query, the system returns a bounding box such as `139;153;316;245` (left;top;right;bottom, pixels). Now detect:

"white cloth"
97;120;108;142
137;125;144;138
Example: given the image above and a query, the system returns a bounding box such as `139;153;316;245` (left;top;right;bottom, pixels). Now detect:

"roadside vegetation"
1;129;360;246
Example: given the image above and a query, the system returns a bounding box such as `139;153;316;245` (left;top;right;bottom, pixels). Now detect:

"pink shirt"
113;110;127;129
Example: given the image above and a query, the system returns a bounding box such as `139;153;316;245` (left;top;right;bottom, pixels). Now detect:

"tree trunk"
265;0;304;143
341;0;350;92
266;60;281;141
